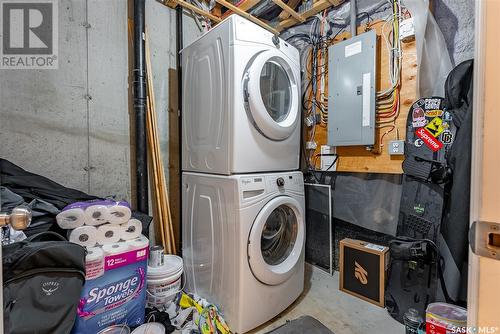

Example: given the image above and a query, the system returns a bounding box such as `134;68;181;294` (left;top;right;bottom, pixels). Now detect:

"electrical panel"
328;30;377;146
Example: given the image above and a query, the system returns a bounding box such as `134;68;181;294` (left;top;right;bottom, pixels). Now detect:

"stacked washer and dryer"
181;15;305;333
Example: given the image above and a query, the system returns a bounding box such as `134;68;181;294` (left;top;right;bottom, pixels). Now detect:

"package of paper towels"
57;200;132;229
72;238;149;334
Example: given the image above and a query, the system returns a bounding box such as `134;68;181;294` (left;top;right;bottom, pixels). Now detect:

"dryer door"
248;196;305;286
244;50;300;141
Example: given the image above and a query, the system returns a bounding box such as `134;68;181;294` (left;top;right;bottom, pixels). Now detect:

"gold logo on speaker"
354;261;368;285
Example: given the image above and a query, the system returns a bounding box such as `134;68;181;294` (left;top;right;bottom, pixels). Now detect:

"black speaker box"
339;238;389;307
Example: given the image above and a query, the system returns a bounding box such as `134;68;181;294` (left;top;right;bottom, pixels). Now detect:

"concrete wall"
0;0;202;203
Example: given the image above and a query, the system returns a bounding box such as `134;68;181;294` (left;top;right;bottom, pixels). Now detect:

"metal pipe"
176;6;183;255
133;0;148;213
350;0;357;37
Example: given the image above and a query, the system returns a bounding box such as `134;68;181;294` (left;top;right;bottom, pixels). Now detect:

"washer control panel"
240;172;303;194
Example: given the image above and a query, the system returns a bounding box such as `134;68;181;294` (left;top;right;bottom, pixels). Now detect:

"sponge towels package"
96;224;123;245
72;238;149;333
56;208;86;229
108;205;132;225
59;200;132;226
85;205;112;226
69;226;98;248
120;219;143;240
102;242;130;255
127;235;150;250
85;247;105;280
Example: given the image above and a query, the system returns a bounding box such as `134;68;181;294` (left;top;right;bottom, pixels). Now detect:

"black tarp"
0;159;152;238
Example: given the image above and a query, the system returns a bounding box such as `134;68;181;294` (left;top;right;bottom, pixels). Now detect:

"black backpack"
385;237;439;323
2;232;86;334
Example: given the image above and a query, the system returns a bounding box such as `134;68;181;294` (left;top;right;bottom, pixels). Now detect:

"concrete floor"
248;264;404;334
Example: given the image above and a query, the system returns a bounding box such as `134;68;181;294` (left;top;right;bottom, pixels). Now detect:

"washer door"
248;196;304;286
244;50;299;141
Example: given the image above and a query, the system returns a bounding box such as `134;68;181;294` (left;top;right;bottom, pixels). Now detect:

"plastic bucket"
146;255;183;308
426;302;467;334
131;323;165;334
97;325;131;334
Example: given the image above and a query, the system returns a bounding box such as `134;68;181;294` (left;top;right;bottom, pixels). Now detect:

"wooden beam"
277;0;345;31
211;3;223;18
271;0;305;23
167;0;222;22
222;0;261;19
278;0;301;20
239;0;262;11
164;0;178;9
216;0;280;34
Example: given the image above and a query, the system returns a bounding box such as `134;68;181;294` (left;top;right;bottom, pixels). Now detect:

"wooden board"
277;0;345;31
278;0;301;20
310;21;417;174
168;68;181;251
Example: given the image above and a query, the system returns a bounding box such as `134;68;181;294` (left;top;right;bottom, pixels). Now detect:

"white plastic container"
146;255;183;308
426;302;467;333
131;323;165;334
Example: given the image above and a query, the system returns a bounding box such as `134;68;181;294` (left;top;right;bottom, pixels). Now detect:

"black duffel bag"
2;232;86;334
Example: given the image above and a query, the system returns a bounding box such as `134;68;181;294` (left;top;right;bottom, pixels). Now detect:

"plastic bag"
403;0;453;97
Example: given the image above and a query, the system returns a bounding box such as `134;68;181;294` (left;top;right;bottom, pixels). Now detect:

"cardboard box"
339;238;389;307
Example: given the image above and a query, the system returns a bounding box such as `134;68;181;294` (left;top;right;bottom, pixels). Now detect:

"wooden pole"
145;31;176;254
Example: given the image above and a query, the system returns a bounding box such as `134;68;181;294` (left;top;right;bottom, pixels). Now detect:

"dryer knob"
276;177;285;187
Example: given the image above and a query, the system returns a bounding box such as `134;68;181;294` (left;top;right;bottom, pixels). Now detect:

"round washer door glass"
261;204;297;265
248;196;304;286
245;50;299;141
259;60;292;123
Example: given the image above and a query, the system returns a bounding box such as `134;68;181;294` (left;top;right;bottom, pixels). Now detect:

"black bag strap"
391;236;460;306
26;231;66;242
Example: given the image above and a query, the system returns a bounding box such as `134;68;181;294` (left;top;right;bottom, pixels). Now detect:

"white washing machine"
182;171;305;333
181;15;301;175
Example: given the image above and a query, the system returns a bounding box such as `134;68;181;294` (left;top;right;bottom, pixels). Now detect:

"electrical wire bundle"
286;0;406;179
286;11;342;173
376;0;403;149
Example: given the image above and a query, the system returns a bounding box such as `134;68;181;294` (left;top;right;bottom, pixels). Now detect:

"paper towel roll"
69;226;98;248
84;205;112;226
108;205;132;225
120;219;142;240
85;247;104;279
102;242;130;255
86;246;104;262
56;208;85;229
96;224;122;245
126;234;149;250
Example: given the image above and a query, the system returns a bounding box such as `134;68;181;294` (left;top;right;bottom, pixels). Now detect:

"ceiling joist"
162;0;346;34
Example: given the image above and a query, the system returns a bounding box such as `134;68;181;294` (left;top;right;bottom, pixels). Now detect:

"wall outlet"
320;145;337;171
388;140;405;155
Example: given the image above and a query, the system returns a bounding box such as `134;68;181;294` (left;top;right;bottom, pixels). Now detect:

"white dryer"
181;15;301;175
182;171;305;333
